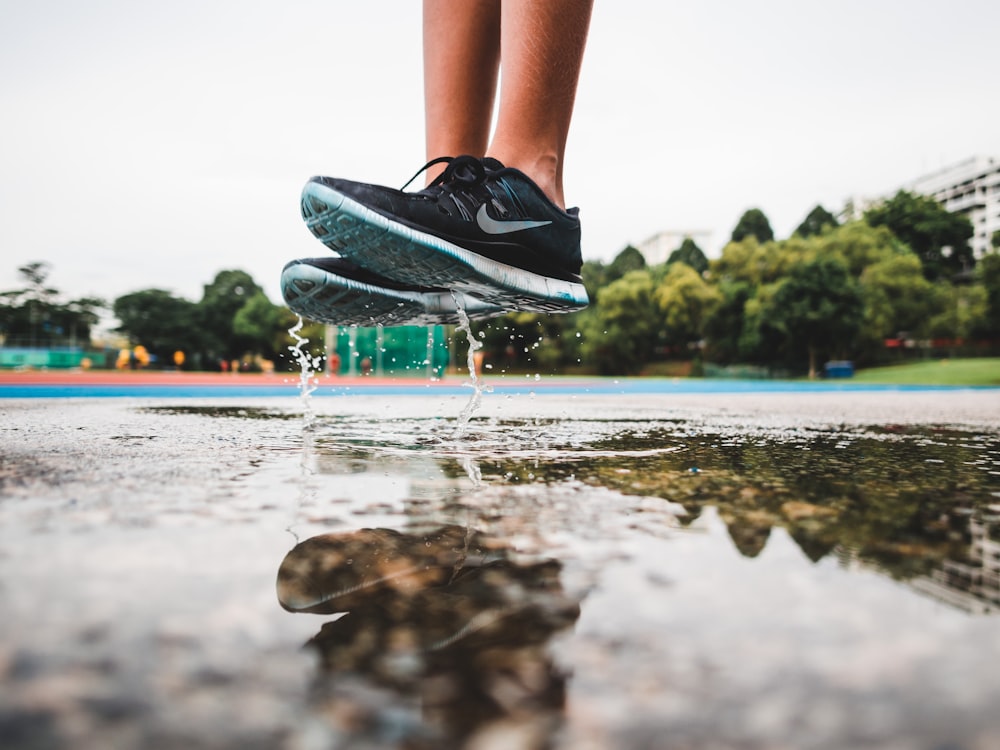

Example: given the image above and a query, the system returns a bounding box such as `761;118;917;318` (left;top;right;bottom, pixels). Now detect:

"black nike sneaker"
281;257;505;327
299;156;589;313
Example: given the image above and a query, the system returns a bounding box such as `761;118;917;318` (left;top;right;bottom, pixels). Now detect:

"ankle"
487;149;565;209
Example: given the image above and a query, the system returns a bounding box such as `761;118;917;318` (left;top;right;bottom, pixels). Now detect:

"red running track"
0;370;439;387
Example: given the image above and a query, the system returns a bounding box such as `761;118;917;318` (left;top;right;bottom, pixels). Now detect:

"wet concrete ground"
2;390;1000;749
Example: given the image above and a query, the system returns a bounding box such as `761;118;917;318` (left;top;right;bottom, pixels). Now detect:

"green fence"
0;347;90;369
331;326;450;377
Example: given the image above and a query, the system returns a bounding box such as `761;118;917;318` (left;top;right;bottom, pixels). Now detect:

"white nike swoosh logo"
476;204;552;235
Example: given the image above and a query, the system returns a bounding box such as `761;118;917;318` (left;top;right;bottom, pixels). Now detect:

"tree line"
3;190;999;375
110;270;301;370
0;263;307;371
0;262;104;350
475;191;1000;377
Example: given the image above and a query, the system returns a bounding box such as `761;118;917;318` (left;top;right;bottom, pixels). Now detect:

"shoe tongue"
481;157;505;170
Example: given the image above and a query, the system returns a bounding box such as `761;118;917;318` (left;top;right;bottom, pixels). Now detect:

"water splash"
287;315;320;428
453;296;491;434
286;315;321;543
460;455;483;488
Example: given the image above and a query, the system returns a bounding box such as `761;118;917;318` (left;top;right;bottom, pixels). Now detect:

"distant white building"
636;230;712;266
906;156;1000;259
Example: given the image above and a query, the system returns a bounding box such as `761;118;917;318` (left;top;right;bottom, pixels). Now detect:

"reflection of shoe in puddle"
276;525;580;746
277;526;488;614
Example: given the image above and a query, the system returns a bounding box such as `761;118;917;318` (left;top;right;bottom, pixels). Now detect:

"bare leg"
422;0;501;180
487;0;593;209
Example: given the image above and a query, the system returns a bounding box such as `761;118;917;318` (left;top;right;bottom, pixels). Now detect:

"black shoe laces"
400;155;522;222
400;155;488;192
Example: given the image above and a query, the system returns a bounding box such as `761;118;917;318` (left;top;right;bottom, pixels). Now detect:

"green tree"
607;245;646;280
703;280;754;364
737;281;787;367
8;262;59;305
705;237;806;367
927;281;988;345
0;263;60;346
864;190;974;281
975;252;1000;338
794;204;839;238
860;253;935;342
113;289;201;363
578;246;646;300
710;237;799;286
580;259;610;300
731;208;774;244
197;269;264;361
762;256;864;377
666;237;709;275
654;262;721;349
580;269;657;375
0;262;104;347
233;291;291;362
817;221;906;278
53;297;104;348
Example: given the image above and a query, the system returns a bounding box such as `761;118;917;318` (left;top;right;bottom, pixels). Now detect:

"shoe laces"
400;155;488;192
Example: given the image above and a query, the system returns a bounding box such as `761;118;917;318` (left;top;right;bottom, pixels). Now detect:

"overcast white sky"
2;0;998;308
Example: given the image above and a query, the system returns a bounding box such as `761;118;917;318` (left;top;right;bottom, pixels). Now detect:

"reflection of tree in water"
518;426;1000;609
277;526;580;749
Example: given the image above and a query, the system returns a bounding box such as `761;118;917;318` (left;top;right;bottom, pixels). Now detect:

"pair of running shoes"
281;155;589;327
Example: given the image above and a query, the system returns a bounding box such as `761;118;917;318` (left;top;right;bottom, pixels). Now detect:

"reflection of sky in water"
1;396;998;749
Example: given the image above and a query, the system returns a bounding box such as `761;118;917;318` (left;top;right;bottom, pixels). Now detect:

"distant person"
282;0;594;325
326;351;341;377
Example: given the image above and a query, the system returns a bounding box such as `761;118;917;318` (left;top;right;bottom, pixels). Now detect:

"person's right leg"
422;0;501;181
487;0;593;209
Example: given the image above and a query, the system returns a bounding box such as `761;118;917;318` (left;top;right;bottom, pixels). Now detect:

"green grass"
852;358;1000;386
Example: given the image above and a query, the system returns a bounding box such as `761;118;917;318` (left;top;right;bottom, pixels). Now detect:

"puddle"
143;405;300;420
1;394;999;749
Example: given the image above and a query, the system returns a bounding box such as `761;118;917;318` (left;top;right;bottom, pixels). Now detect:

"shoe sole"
300;181;589;313
281;259;505;327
